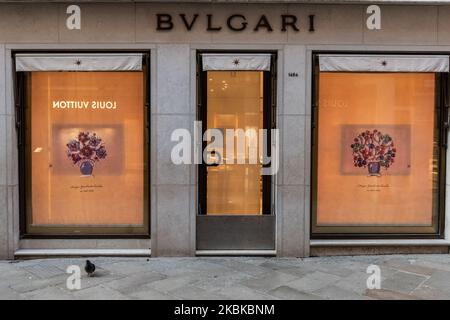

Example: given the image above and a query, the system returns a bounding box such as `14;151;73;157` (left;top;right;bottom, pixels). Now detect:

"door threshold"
14;248;151;258
196;250;276;256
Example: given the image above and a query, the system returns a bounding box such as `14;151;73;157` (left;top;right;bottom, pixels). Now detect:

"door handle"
205;150;222;167
206;163;220;167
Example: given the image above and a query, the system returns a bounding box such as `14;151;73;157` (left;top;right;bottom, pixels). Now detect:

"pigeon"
84;260;96;277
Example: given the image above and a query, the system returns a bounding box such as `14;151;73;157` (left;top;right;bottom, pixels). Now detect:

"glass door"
206;71;263;216
197;53;276;251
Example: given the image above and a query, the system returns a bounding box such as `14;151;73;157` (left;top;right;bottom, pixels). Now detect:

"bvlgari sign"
156;14;315;32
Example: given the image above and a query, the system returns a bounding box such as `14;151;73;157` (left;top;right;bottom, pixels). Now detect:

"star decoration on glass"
232;58;240;66
381;60;387;66
75;59;82;66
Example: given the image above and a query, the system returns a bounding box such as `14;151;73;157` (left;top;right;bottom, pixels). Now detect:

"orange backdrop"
30;72;145;226
317;72;436;226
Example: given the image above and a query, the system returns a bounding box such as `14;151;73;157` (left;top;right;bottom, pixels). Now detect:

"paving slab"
333;271;370;295
9;274;68;294
169;285;229;300
381;271;429;295
103;260;156;275
72;284;131;300
364;289;419;300
147;275;199;293
21;286;75;300
0;287;25;300
20;264;66;279
382;258;436;276
286;271;341;293
216;284;277;300
54;268;126;291
103;271;167;294
0;270;36;288
0;254;449;300
275;265;316;278
258;259;304;270
128;287;180;300
421;270;450;294
193;271;255;292
240;271;298;293
208;258;270;276
267;285;320;300
414;260;450;273
410;284;450;300
313;285;374;300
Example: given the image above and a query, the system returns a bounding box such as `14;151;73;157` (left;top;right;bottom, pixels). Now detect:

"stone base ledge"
310;240;450;256
311;239;450;247
14;248;151;258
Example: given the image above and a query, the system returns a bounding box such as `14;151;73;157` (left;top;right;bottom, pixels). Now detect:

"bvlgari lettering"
253;15;273;32
207;13;222;31
156;14;173;30
180;13;199;30
281;14;299;32
156;13;314;32
227;14;247;31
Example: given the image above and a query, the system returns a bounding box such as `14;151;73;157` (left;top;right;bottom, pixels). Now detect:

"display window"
312;53;448;237
15;53;150;236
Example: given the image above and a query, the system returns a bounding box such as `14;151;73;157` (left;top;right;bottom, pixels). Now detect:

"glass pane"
28;71;145;226
317;72;437;227
206;71;264;215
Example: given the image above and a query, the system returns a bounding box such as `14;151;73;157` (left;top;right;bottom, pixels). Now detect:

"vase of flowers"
367;162;381;176
79;159;95;176
350;129;396;177
66;131;107;176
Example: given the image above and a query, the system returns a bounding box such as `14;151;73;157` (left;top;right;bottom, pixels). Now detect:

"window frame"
14;50;151;239
311;51;447;239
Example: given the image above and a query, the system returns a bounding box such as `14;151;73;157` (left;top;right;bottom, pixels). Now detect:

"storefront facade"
0;1;450;259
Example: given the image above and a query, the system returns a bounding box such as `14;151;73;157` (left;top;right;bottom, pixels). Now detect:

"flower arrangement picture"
66;131;107;176
350;129;396;177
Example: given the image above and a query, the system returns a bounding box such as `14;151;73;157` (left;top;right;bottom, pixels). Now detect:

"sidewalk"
0;254;449;300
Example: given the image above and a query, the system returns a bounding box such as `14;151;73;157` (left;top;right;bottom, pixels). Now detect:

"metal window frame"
311;51;447;239
14;50;151;239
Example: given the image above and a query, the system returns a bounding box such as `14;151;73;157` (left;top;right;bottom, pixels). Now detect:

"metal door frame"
196;50;277;250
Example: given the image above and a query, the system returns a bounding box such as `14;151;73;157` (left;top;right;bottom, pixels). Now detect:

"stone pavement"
0;254;450;300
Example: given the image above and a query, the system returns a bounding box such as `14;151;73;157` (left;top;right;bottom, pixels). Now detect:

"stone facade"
0;2;449;259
